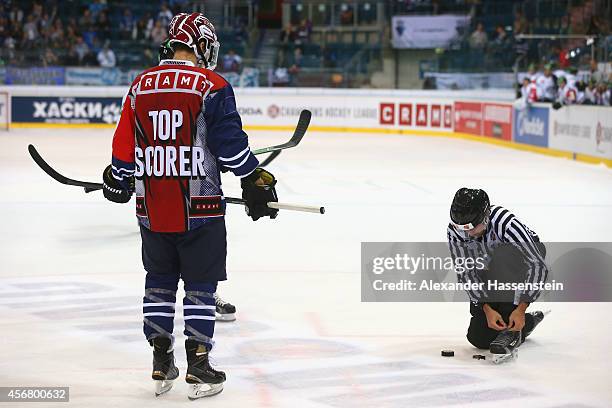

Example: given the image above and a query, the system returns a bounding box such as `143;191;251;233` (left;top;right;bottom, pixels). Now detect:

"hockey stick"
28;144;104;191
249;109;311;167
259;150;281;167
225;197;325;214
252;109;311;156
28;146;324;215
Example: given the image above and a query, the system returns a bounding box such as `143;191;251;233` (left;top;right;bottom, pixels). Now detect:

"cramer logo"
517;111;545;137
379;102;452;128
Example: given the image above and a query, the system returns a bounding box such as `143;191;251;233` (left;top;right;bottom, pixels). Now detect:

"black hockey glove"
552;101;563;110
241;168;279;221
102;165;133;204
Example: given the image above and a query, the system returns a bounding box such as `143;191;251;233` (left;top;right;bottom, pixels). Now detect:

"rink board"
1;86;611;167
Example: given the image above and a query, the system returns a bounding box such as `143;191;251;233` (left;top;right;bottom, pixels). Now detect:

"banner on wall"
454;101;482;135
391;15;470;49
513;106;549;147
65;68;141;86
425;73;516;90
5;67;65;85
12;96;123;124
234;92;455;131
549;105;612;159
483;103;512;140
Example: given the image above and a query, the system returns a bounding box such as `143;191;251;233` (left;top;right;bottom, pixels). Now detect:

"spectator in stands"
513;10;529;35
340;5;354;26
74;35;90;65
296;19;312;44
41;47;58;67
233;18;249;44
89;0;107;19
492;25;509;47
586;15;608;37
469;22;487;50
8;4;24;27
288;46;303;85
0;16;8;43
22;14;39;47
97;11;111;41
158;3;174;28
221;49;242;73
120;9;135;40
280;23;296;44
150;20;167;46
97;41;116;68
31;2;44;20
134;13;155;41
79;9;95;32
49;19;64;47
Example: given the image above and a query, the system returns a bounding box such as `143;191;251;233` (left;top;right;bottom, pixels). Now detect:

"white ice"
1;128;611;407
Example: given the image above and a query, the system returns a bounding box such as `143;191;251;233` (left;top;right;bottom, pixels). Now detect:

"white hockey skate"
155;379;176;397
185;340;226;400
150;337;179;397
187;382;224;400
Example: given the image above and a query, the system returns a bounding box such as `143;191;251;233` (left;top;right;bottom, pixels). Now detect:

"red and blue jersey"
111;59;259;233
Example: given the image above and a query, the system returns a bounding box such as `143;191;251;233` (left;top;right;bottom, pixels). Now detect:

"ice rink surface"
1;128;612;407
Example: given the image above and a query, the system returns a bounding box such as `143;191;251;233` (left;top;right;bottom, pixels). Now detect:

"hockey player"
447;188;548;363
535;64;557;102
519;77;540;104
102;12;278;398
155;38;237;323
553;76;577;109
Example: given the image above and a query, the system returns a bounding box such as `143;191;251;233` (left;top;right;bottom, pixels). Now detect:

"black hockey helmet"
450;188;490;230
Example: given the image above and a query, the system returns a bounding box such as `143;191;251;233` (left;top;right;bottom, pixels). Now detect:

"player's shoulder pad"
199;69;229;92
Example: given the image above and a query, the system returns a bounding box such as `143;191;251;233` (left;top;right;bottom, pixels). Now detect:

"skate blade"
491;349;518;364
215;312;236;322
154;379;175;396
187;383;224;399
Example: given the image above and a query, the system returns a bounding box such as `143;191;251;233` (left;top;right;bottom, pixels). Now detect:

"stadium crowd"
0;0;196;67
518;59;611;107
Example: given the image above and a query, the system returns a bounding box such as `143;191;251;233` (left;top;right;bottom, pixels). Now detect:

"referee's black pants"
465;242;546;349
466;302;535;349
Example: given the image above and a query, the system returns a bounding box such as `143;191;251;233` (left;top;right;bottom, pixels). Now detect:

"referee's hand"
483;304;507;331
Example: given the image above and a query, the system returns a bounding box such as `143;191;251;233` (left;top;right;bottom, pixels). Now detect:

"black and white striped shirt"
447;205;548;304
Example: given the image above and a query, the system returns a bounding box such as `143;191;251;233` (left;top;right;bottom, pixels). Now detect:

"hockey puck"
441;349;454;357
472;354;486;360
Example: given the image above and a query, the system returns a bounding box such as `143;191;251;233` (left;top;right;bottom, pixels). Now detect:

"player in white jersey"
536;64;557;102
555;76;578;107
584;79;598;104
520;77;540;104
